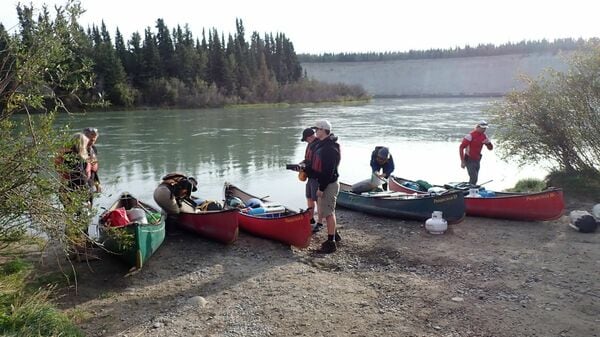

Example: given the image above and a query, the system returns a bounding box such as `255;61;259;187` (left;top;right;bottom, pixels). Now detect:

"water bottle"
87;223;100;240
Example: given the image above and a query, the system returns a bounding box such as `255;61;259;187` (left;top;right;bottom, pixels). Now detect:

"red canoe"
224;182;312;248
177;203;239;244
389;176;565;221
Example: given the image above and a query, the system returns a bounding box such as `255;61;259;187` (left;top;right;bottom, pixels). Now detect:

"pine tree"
155;18;174;77
141;27;162;81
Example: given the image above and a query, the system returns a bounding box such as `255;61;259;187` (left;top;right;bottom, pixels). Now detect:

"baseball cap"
313;120;332;131
188;177;198;192
477;121;489;129
301;128;315;141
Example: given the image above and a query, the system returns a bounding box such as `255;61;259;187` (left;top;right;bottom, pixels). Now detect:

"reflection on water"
55;98;547;212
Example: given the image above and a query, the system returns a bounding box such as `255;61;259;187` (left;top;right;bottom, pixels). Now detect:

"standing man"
370;146;394;190
310;120;341;254
459;121;493;185
300;127;324;233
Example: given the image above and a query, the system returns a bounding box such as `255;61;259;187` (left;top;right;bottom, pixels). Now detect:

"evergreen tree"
141;27;162;81
155;18;174;77
233;18;252;97
127;31;144;87
114;28;129;76
90;22;131;106
206;28;226;88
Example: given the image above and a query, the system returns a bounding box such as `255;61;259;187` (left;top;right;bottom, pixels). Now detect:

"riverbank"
52;198;599;337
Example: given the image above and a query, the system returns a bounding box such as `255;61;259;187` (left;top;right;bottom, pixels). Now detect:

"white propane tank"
468;188;481;197
425;211;448;234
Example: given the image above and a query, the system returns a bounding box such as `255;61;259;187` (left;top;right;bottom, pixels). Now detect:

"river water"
55;97;547;212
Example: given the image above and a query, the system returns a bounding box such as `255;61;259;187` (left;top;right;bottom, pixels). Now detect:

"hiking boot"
312;222;324;233
317;240;337;254
334;231;342;242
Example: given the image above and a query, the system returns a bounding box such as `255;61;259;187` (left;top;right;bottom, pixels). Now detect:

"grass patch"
506;178;546;192
0;258;83;337
65;308;93;324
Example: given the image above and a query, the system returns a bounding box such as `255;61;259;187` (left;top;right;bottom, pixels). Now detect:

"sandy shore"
56;204;599;337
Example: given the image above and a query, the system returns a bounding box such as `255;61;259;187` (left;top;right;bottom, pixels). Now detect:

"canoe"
337;182;465;224
99;192;165;269
177;200;239;244
389;176;565;221
224;182;312;248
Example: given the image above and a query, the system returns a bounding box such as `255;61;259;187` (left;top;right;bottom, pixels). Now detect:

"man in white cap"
459;121;493;185
307;120;341;253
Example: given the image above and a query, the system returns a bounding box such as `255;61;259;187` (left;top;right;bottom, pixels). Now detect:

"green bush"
546;169;600;200
506;178;546;192
490;41;600;174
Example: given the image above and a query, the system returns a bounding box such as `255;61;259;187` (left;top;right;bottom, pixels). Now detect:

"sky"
1;0;599;54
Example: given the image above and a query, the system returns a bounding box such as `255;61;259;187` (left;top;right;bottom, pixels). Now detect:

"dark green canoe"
337;182;465;224
99;192;165;269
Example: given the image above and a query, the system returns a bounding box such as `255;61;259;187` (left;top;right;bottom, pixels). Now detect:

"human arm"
484;137;493;150
382;156;395;178
369;150;378;172
459;139;469;168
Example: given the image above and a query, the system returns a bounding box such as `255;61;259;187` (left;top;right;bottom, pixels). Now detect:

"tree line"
1;3;367;111
299;38;596;63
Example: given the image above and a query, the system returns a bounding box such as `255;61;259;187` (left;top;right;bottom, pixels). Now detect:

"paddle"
445;179;493;191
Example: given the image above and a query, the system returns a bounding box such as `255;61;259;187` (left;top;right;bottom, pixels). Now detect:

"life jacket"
160;172;197;199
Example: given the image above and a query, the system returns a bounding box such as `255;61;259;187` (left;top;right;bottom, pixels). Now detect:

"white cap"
313;120;332;131
476;120;489;129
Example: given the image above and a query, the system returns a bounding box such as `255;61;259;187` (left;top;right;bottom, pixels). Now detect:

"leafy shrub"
506;178;546;192
490;41;600;174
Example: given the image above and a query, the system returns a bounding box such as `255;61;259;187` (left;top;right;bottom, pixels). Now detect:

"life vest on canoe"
160;172;198;198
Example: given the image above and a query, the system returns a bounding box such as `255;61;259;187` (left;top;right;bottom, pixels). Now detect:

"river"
55;97;548;212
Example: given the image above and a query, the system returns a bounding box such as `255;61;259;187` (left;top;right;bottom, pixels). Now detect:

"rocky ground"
54;201;599;337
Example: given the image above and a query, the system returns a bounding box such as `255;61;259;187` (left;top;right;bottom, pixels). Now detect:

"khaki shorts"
317;181;340;219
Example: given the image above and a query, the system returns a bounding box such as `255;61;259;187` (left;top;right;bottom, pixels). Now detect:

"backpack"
198;200;223;211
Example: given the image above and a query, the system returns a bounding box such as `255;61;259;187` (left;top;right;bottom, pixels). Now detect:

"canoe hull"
463;190;565;221
178;209;239;244
389;176;565;221
224;183;312;248
100;193;166;269
337;183;465;224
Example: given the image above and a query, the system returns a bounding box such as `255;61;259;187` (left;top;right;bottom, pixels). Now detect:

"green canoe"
337;182;466;224
99;192;165;269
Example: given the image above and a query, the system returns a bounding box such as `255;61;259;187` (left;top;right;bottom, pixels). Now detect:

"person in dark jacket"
309;120;341;254
370;146;394;190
